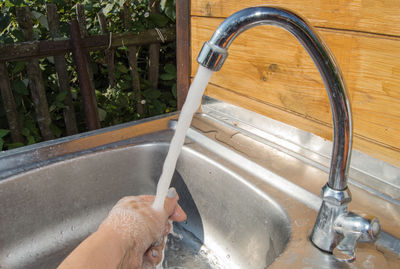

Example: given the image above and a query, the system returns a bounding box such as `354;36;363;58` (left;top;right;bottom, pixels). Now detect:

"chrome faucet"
197;7;380;262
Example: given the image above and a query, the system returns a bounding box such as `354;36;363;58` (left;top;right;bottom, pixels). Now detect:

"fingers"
144;237;165;266
118;189;187;222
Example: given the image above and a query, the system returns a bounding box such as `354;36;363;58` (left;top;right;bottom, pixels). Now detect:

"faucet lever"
333;212;381;262
333;232;358;262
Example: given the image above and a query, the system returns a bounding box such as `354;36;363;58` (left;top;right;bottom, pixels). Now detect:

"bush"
0;0;177;150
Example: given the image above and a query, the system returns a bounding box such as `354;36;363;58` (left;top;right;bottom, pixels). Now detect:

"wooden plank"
47;3;78;135
191;0;400;37
83;27;175;50
0;62;23;143
70;20;100;130
148;43;160;89
204;83;400;167
16;7;54;141
0;27;176;62
176;0;191;109
97;11;116;88
123;3;144;115
0;39;70;62
76;4;91;39
191;17;400;166
76;4;97;121
148;0;161;90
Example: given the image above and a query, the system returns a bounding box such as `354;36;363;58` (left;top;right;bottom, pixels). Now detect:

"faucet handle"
333;232;359;262
333;212;381;262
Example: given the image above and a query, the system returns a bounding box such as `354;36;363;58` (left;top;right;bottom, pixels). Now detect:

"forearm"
57;226;125;269
57;192;186;269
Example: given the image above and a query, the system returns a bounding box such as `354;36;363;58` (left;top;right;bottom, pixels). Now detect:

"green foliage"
0;0;177;150
0;129;10;150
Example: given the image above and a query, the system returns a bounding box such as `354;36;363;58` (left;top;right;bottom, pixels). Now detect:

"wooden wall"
190;0;400;167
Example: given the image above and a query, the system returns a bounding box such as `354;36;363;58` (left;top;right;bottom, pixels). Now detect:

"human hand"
98;187;187;268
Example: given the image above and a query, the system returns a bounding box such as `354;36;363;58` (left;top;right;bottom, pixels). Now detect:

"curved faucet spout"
197;7;380;260
197;6;352;191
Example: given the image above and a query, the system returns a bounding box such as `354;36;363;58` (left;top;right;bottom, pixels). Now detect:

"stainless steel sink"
1;99;399;268
0;129;290;269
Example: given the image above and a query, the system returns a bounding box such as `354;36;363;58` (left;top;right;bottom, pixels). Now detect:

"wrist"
58;224;127;269
96;223;144;268
96;223;128;250
91;225;127;267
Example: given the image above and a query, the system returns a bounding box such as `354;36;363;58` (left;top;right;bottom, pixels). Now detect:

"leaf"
7;142;24;150
70;88;78;100
39;63;47;71
27;135;35;145
148;13;169;27
11;29;24;42
116;64;129;74
31;11;44;20
4;1;15;8
119;80;131;90
38;14;49;30
171;83;177;99
118;0;126;7
0;12;11;33
12;80;28;95
0;129;10;138
56;90;68;104
164;63;176;75
160;0;167;10
50;124;62;138
160;73;175;80
169;99;177;107
0;35;13;44
162;0;176;21
47;56;55;64
142;88;161;99
102;3;114;16
95;90;102;97
22;79;29;86
21;127;30;137
49;104;57;112
12;61;25;74
30;11;50;30
98;107;107;121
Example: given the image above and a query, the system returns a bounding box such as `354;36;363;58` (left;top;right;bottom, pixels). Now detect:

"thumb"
163;187;179;216
163;187;187;222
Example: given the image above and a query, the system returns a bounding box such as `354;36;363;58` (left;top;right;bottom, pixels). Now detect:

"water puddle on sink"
162;224;228;269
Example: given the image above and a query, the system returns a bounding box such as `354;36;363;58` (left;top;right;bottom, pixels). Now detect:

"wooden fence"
0;3;175;144
190;0;400;167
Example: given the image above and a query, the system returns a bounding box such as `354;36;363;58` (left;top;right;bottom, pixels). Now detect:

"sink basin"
1;106;399;269
0;129;290;269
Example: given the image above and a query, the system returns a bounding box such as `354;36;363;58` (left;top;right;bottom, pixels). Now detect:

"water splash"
152;66;213;210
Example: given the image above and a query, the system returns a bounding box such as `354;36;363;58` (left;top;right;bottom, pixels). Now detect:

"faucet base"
310;184;351;253
311;184;381;262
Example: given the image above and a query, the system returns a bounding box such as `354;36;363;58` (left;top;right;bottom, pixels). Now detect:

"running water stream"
152;66;213;210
